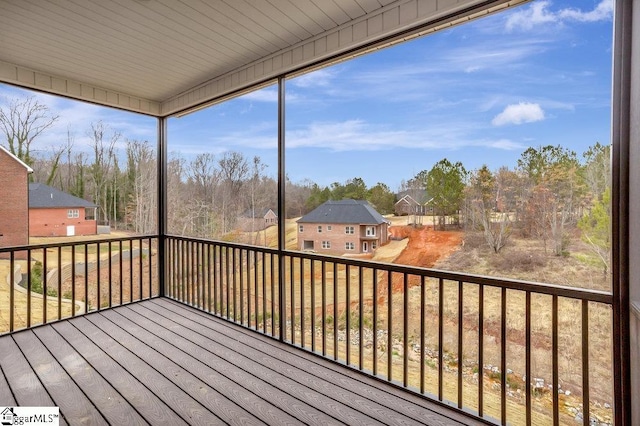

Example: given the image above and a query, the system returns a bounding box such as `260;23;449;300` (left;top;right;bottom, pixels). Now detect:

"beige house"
237;208;278;232
297;199;389;255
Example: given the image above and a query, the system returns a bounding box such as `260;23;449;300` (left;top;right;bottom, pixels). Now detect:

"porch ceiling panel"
0;0;527;117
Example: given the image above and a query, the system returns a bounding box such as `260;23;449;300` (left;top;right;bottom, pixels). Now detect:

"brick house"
29;183;98;237
0;145;32;248
297;199;389;255
237;208;278;232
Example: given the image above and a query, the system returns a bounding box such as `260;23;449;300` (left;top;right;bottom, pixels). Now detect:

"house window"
366;226;376;236
345;226;354;234
327;225;332;231
317;225;322;233
299;225;304;232
345;242;354;250
322;241;331;249
372;241;377;250
67;209;79;218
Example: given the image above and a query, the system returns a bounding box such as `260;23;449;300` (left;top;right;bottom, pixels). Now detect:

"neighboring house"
29;183;98;237
297;199;389;255
0;146;32;249
394;194;423;216
395;189;430;216
237;208;278;232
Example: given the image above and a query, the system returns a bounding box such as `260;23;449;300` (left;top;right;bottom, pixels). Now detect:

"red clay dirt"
388;225;463;268
387;225;463;292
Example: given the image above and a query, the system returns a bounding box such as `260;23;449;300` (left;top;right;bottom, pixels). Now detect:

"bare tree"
88;121;120;224
125;140;157;233
0;96;59;166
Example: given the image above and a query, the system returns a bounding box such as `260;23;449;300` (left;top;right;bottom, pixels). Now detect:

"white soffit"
0;0;528;117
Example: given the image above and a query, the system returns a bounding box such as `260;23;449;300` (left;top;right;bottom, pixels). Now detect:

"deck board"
0;298;483;426
32;325;147;426
12;331;107;425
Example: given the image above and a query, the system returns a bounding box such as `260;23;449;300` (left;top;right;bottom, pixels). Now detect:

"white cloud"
492;102;545;126
506;0;613;31
559;0;613;22
290;68;337;88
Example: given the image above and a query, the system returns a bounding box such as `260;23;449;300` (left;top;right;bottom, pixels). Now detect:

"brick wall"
29;208;97;237
0;149;29;248
297;222;387;255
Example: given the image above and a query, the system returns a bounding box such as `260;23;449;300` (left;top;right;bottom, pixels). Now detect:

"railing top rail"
0;234;159;253
166;234;279;255
164;235;613;305
285;249;613;304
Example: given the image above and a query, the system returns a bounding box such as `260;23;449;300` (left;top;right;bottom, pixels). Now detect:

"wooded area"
0;96;611;273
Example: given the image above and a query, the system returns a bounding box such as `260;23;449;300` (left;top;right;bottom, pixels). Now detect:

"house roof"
298;199;387;225
395;194;420;206
240;208;277;219
29;183;97;209
0;145;34;173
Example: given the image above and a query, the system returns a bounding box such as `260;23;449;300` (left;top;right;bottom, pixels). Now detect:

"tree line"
0;96;612;272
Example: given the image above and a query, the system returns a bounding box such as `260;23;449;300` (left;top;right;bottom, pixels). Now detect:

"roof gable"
29;183;97;209
0;145;33;173
298;199;386;225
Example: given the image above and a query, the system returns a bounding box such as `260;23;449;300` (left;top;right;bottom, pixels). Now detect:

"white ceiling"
0;0;527;116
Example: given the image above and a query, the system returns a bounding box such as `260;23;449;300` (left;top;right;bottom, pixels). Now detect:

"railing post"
157;116;168;297
277;76;287;341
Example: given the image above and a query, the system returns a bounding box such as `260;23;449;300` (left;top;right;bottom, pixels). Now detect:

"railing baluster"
253;250;258;328
119;240;123;304
334;262;338;361
247;249;251;327
84;244;88;313
148;237;153;298
270;252;275;335
403;273;409;387
300;256;305;349
458;280;463;408
130;240;134;304
58;246;62;320
582;299;590;426
359;265;363;370
290;256;295;344
346;264;350;366
373;268;378;376
96;243;101;310
213;244;219;314
71;246;76;317
552;295;559;426
311;259;316;352
27;248;32;327
262;251;267;332
322;260;326;356
420;275;425;394
501;287;507;425
479;284;485;417
9;252;14;332
438;277;443;401
525;291;531;426
43;248;47;324
240;249;245;325
387;271;392;381
108;241;112;309
139;238;144;301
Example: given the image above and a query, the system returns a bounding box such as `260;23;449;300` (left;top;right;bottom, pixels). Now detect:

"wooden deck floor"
0;298;483;425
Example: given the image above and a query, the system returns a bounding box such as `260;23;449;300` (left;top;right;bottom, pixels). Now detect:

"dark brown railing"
166;235;615;426
0;236;159;335
0;235;615;425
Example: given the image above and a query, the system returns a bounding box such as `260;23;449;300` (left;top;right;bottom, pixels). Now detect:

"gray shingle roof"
297;199;386;224
29;183;97;209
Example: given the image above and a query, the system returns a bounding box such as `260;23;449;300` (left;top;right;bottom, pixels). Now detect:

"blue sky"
1;0;613;192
